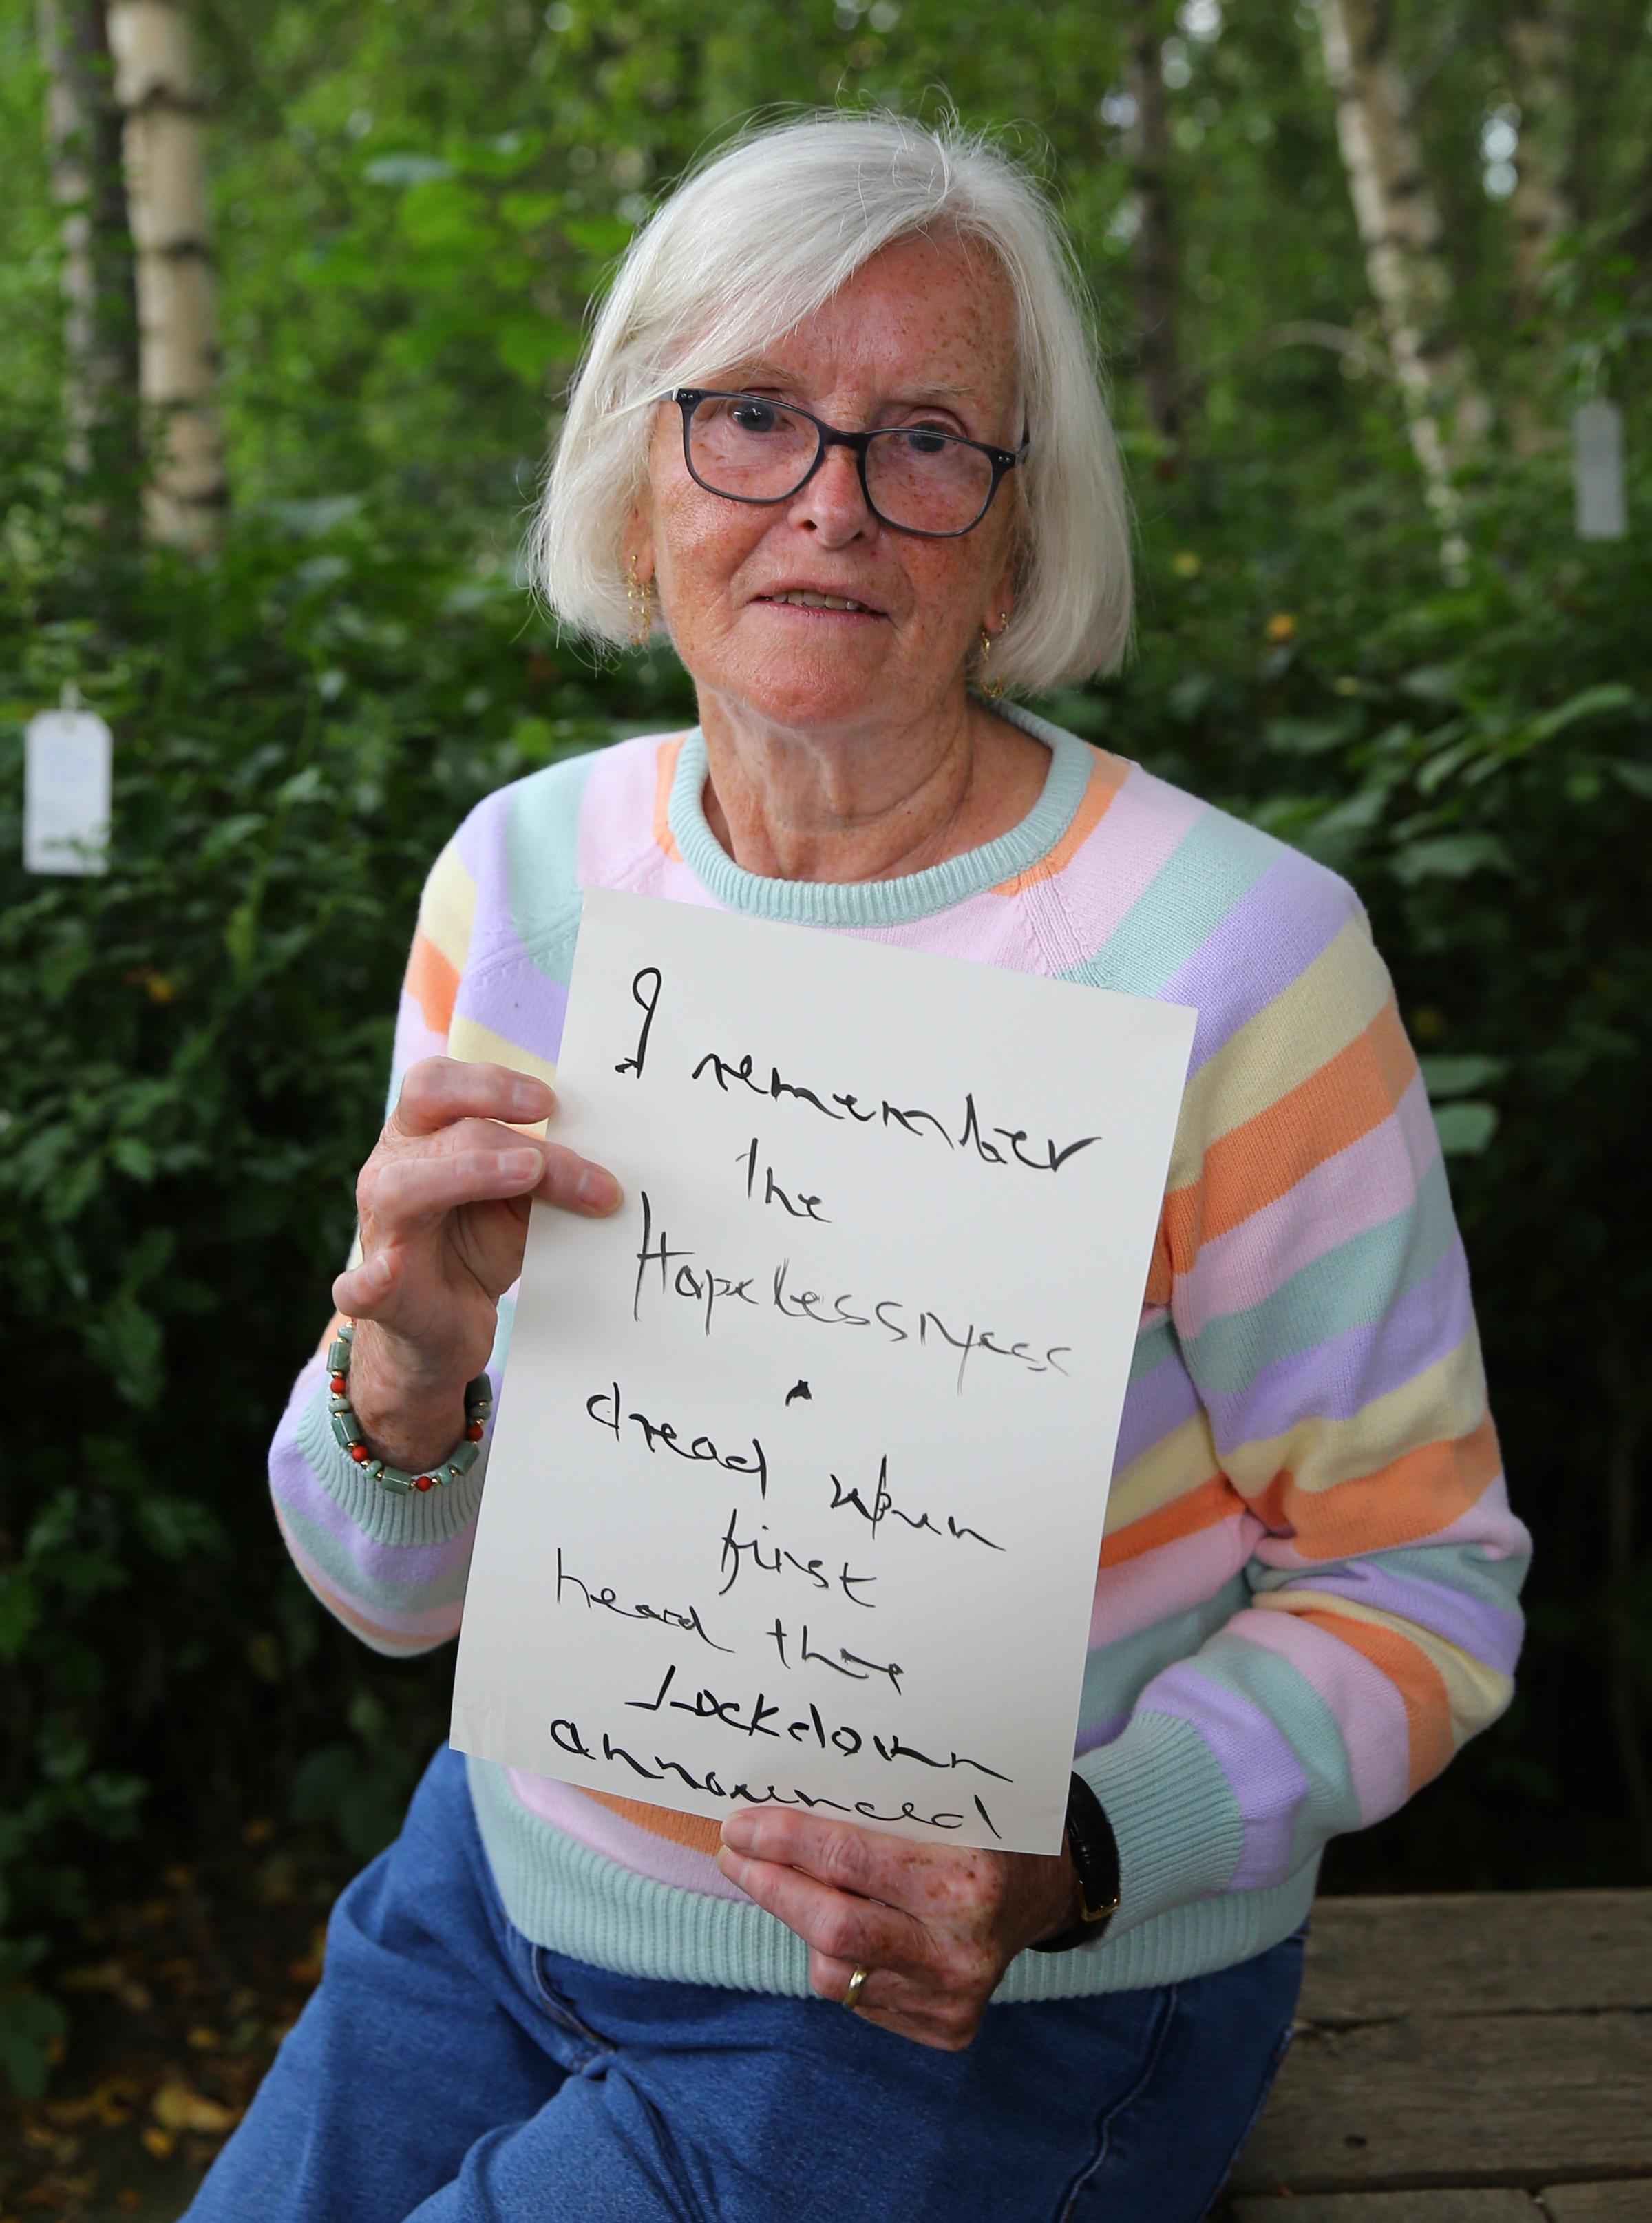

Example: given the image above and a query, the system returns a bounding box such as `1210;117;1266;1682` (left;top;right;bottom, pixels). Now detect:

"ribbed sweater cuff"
1075;1710;1245;1935
294;1384;487;1546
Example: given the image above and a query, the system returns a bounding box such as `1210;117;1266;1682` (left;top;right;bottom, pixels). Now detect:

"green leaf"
1391;832;1514;883
363;154;454;185
1419;1054;1510;1099
1520;683;1636;748
1433;1102;1499;1156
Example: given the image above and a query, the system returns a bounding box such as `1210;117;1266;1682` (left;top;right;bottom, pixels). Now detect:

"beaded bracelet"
326;1320;491;1495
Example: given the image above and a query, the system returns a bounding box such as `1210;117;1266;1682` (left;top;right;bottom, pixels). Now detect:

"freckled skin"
628;232;1051;886
716;1813;1081;2051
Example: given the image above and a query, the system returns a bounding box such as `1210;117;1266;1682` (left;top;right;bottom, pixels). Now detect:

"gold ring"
842;1964;871;2012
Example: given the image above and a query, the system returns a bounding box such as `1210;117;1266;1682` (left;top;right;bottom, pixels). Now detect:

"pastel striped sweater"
270;706;1529;1999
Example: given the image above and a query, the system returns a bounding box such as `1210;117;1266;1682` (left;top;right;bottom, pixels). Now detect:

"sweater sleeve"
268;834;504;1658
1077;882;1531;1935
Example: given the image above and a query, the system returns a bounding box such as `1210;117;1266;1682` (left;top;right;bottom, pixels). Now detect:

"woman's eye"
904;429;953;456
730;401;779;433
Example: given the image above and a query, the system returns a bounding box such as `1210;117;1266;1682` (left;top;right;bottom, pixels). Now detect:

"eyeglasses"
673;389;1028;539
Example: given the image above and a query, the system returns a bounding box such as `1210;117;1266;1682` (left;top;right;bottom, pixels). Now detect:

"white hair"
529;111;1132;693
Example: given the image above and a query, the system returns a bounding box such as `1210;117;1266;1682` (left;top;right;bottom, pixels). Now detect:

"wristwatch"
1029;1773;1121;1952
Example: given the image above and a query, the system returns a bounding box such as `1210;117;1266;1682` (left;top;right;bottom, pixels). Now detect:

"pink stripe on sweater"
1088;1510;1260;1650
505;1770;748;1900
1039;766;1207;956
1225;1608;1410;1826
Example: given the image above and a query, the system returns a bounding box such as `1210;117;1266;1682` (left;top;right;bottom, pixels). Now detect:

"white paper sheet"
24;710;112;875
451;890;1195;1853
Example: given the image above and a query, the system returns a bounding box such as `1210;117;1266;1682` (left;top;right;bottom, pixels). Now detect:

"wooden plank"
1539;2189;1652;2221
1233;2193;1544;2221
1300;1892;1652;2021
1231;2010;1652;2193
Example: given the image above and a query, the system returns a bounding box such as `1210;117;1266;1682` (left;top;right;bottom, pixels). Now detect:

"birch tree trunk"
36;0;140;509
1316;0;1489;566
1127;4;1181;445
1504;2;1576;454
107;0;226;548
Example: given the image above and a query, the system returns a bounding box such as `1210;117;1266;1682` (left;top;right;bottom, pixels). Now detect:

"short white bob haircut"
529;111;1132;694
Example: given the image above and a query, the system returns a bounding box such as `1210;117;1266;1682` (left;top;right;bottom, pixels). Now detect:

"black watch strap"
1029;1773;1121;1952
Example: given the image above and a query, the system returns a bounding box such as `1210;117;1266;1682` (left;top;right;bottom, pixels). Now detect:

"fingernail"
714;1846;748;1885
720;1815;755;1854
368;1252;393;1289
510;1077;548;1117
578;1167;620;1212
499;1148;542;1179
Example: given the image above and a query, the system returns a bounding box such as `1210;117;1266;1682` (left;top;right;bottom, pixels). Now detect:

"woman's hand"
715;1811;1081;2051
332;1057;620;1470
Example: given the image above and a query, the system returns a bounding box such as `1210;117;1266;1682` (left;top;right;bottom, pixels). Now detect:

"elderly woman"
190;114;1527;2223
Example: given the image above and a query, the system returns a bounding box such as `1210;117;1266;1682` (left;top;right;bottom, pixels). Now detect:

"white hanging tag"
1573;399;1627;540
24;708;113;874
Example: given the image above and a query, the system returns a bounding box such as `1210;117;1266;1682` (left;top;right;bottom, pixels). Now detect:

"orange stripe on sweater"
1298;1608;1454;1793
584;1788;723;1855
405;929;460;1037
1164;995;1416;1271
1099;1471;1238;1569
1253;1413;1501;1561
653;735;685;863
991;750;1129;896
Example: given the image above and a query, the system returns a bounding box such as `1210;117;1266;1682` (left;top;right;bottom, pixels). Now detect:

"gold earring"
979;611;1008;699
626;554;652;649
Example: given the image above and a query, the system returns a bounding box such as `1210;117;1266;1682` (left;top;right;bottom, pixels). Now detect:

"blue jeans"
186;1747;1302;2222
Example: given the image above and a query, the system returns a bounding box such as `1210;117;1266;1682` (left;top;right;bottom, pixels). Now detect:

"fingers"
807;1951;981;2052
359;1126;620;1231
714;1846;912;1972
391;1057;553;1139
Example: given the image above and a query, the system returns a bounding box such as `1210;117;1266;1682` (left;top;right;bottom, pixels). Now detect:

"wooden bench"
1225;1890;1652;2220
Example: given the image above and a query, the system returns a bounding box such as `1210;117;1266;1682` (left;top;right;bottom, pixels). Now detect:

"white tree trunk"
1317;0;1489;567
1508;4;1576;315
36;0;139;497
108;0;226;547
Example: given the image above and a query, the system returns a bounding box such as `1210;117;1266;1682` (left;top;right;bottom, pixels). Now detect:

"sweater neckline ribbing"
666;701;1097;929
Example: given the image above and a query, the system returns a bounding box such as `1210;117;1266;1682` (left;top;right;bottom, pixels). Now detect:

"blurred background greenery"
1;0;1649;2114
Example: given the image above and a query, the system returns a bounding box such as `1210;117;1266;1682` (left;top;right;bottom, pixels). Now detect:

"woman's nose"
786;441;873;542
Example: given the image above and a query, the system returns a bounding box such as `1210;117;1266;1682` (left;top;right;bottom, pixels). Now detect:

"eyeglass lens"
686;395;997;534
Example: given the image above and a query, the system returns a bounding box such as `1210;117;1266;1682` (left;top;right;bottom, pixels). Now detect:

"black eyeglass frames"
673;389;1028;540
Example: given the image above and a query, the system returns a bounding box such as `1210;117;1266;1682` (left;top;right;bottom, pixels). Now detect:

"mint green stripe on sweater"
505;750;602;955
1060;809;1280;999
1170;1628;1366;1875
1077;1583;1249;1733
1178;1155;1458;1396
1129;1313;1178;1384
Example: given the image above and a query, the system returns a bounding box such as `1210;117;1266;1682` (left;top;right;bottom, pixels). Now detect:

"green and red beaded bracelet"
326;1320;491;1495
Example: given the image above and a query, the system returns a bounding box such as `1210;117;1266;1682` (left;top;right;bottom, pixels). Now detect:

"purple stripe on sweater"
455;951;568;1065
1143;1658;1309;1890
1074;1711;1130;1758
1227;1610;1410;1827
269;1371;477;1592
1112;1342;1205;1476
1170;853;1359;1075
1271;1561;1524;1674
1201;1241;1474;1455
